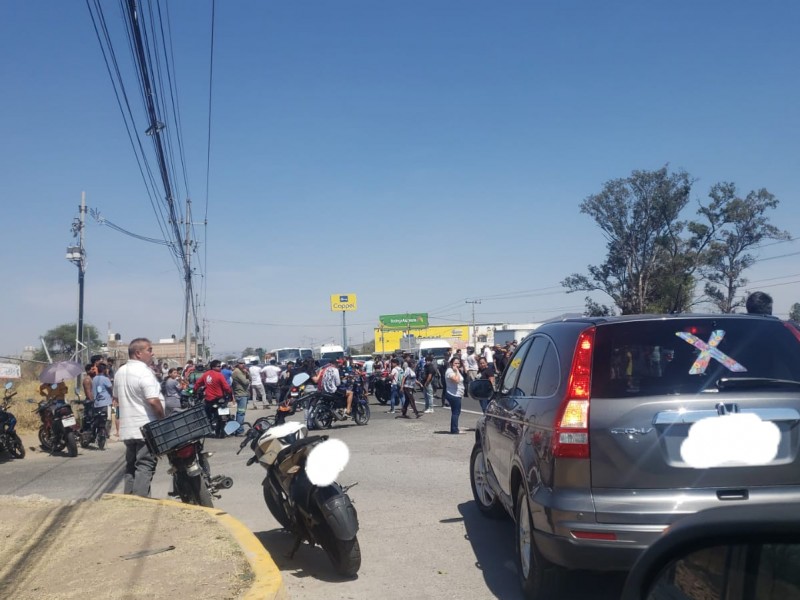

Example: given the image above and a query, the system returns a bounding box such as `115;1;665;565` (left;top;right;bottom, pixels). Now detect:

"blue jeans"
479;398;489;413
235;396;248;433
390;384;402;411
424;383;434;410
445;391;462;433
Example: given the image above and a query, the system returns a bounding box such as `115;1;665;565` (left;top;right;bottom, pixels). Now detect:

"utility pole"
66;192;87;364
184;198;193;362
466;299;481;347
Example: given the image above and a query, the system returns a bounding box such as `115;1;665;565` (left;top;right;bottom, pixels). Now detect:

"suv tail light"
552;327;595;459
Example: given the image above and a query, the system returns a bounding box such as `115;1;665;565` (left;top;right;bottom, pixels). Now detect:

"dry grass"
4;377;84;432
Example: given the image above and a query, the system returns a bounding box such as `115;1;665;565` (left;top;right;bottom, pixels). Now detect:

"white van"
408;339;452;366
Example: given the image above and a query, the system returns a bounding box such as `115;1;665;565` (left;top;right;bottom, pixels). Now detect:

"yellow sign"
331;294;358;312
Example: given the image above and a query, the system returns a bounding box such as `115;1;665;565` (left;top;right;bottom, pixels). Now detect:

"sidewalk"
0;493;286;600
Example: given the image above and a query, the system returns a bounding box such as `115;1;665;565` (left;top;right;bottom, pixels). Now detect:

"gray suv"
469;314;800;599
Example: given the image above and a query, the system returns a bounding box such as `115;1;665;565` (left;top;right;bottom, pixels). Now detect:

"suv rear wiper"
716;377;800;390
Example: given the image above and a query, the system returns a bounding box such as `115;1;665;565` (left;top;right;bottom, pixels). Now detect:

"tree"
562;167;693;314
789;303;800;322
563;168;789;315
241;347;256;357
34;323;102;362
701;185;790;313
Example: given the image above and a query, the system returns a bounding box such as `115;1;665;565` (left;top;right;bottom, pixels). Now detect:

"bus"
269;347;313;366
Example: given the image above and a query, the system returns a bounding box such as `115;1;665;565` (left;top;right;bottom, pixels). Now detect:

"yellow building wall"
374;324;469;354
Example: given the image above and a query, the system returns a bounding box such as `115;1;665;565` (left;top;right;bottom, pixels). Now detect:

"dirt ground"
0;494;253;600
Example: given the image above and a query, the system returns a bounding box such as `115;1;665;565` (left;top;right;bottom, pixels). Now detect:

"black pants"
402;388;419;416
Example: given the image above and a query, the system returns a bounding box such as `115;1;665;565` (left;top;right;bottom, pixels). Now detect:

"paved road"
1;395;626;600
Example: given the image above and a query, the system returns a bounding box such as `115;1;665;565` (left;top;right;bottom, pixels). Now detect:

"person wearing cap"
232;360;251;435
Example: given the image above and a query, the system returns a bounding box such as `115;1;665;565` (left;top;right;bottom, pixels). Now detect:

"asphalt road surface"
1;395;626;600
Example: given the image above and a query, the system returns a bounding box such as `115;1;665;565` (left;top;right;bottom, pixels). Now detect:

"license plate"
61;416;77;428
217;407;230;416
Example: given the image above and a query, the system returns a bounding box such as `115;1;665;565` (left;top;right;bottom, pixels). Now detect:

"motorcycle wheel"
315;523;361;577
65;431;78;457
80;435;91;449
262;481;291;529
353;402;370;426
375;387;389;405
38;426;54;453
97;428;106;450
175;471;214;507
9;434;26;459
314;406;334;430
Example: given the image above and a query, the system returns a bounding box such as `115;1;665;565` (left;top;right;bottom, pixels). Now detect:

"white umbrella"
39;361;84;384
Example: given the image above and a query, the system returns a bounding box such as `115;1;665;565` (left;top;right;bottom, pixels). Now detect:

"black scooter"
238;385;360;577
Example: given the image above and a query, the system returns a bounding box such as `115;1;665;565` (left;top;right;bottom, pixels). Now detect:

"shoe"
415;412;422;418
386;410;396;414
424;409;434;414
397;414;410;419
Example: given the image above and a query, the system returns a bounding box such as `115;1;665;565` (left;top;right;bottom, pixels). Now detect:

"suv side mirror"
469;378;494;401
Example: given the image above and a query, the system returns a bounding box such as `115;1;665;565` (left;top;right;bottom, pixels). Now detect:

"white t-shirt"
483;347;494;364
445;367;465;398
320;366;341;394
364;360;375;375
114;359;165;441
263;364;281;384
465;353;479;371
248;365;263;386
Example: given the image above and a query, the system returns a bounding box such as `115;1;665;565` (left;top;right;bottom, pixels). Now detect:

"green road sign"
379;313;429;329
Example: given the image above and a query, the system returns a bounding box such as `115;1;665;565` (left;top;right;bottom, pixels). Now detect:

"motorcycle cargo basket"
141;403;213;456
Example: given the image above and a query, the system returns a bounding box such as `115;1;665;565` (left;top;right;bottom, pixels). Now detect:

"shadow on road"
254;528;358;584
458;501;627;600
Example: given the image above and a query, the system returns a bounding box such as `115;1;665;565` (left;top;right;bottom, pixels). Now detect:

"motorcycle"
0;382;25;459
305;371;370;430
78;401;109;450
33;387;80;457
237;406;361;577
142;403;235;508
206;397;235;438
372;369;392;405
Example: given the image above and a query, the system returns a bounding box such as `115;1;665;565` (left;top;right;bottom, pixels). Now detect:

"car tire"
470;444;505;519
514;485;565;599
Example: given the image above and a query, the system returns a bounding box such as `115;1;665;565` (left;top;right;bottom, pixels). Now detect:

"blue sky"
1;1;798;357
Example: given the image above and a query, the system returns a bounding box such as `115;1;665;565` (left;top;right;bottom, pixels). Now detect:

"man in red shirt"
194;359;233;424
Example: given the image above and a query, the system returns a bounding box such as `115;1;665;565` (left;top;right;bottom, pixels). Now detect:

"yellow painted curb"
103;493;287;600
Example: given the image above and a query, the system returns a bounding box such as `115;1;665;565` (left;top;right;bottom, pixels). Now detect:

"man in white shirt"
482;345;494;364
248;361;266;409
261;359;282;406
113;337;165;497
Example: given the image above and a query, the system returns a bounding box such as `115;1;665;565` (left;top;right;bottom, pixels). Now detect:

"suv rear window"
591;318;800;398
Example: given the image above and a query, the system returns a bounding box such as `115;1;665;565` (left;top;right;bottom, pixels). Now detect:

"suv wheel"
470;443;505;518
515;486;565;598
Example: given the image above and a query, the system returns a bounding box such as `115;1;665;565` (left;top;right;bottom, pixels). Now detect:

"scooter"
206;397;235;438
0;382;25;459
32;386;80;457
237;396;360;577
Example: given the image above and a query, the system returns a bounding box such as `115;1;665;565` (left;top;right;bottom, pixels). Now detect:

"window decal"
675;330;747;375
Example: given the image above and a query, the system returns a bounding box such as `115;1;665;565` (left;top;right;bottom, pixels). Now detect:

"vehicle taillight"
175;444;195;458
552;327;595;459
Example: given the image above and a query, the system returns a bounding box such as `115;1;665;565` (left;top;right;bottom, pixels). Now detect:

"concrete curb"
103;493;286;600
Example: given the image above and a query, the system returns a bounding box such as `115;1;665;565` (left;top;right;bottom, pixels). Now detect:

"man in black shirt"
422;353;438;413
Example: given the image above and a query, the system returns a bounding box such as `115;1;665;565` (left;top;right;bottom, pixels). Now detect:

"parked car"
621;503;800;600
469;313;800;599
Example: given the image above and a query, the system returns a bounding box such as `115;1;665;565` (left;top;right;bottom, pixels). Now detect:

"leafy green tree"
789;303;800;322
34;323;102;362
701;184;790;313
241;347;256;357
562;167;693;314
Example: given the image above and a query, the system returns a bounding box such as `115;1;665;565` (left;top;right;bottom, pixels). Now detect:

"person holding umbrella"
113;338;165;497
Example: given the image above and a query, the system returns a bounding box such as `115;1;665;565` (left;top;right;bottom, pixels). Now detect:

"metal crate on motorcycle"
141;404;214;455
